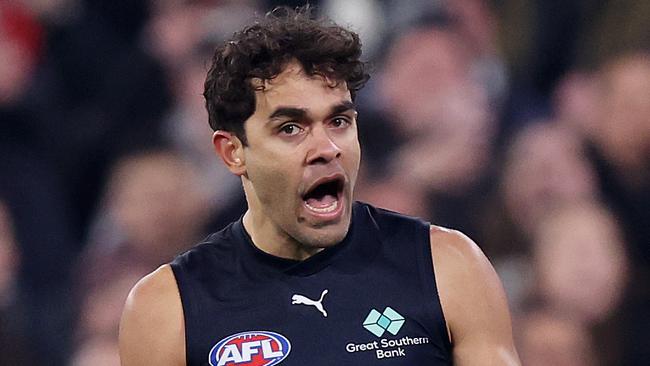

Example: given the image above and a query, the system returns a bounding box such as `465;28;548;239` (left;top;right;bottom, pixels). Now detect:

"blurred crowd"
0;0;648;365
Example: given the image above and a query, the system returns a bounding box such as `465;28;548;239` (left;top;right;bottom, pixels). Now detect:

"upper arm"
430;227;520;366
119;264;186;366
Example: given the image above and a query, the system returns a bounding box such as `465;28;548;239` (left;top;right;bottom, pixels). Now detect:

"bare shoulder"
119;264;185;366
429;226;500;290
429;226;520;366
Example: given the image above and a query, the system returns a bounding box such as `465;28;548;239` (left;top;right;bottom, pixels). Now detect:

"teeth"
305;200;338;213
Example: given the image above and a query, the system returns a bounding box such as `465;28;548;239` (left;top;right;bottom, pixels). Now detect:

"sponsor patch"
363;307;405;337
209;331;291;366
345;306;430;360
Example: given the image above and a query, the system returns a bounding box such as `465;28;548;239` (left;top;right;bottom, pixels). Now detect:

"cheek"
247;153;298;205
343;135;362;183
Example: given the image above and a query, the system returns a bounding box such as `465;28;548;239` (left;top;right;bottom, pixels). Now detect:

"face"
534;204;628;323
110;152;209;261
597;55;650;164
503;124;597;233
235;62;361;255
517;311;596;366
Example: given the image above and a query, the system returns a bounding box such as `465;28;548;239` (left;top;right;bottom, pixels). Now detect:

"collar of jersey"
233;201;381;277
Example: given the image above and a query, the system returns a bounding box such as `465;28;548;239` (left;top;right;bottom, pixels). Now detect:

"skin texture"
214;62;361;260
431;227;520;365
119;265;185;365
119;62;520;365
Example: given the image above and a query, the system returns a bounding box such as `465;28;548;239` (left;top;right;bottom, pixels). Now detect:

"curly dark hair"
203;6;369;145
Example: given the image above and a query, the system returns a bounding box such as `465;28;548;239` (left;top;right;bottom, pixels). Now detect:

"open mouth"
302;176;345;214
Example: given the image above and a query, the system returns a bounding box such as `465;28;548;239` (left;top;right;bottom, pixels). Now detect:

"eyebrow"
269;107;307;120
268;101;357;121
330;101;357;116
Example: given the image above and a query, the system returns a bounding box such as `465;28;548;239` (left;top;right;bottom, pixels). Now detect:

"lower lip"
302;195;345;222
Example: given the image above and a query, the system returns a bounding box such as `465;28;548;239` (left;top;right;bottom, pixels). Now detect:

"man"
119;7;519;366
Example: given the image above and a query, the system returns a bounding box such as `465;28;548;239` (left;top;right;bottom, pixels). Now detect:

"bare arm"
119;264;186;366
430;227;520;365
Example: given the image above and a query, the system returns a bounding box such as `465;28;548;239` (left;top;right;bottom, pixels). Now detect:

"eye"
330;116;351;128
279;123;303;136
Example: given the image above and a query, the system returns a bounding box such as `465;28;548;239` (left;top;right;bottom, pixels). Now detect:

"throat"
242;210;323;260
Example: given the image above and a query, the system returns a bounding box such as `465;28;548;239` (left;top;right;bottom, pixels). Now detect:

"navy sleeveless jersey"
170;202;452;366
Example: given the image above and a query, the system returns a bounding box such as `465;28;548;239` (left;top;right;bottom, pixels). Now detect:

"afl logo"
209;331;291;366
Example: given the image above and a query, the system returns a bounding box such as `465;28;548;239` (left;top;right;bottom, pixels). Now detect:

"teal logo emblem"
363;307;405;337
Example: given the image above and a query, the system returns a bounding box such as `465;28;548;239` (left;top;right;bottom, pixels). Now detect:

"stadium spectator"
516;309;596;366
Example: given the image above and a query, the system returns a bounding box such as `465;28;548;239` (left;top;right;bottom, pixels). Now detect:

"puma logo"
291;289;329;317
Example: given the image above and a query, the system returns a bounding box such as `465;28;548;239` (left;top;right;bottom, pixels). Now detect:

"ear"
213;131;246;176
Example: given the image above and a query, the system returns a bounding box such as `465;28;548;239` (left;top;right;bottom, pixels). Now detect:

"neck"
242;210;322;261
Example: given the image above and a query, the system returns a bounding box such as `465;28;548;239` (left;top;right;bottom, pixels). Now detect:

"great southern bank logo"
363;307;405;337
346;307;430;360
208;331;291;366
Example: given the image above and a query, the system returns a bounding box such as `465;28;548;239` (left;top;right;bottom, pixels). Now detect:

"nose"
305;125;342;165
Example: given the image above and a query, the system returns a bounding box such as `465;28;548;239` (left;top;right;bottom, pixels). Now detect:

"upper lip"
301;172;346;199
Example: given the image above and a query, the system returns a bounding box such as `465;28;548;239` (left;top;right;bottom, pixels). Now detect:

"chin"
295;220;351;248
